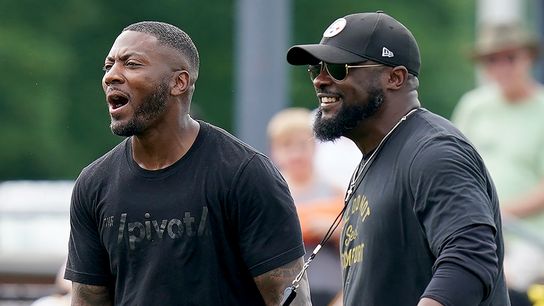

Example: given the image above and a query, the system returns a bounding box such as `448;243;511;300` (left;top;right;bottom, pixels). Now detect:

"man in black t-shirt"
287;11;510;306
64;21;311;305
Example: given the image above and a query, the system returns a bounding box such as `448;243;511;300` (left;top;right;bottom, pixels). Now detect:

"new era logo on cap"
382;47;394;58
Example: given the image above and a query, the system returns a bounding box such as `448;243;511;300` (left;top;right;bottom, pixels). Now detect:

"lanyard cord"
280;203;348;306
288;203;348;289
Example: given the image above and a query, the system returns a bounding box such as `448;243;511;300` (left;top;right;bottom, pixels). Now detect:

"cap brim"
287;44;367;65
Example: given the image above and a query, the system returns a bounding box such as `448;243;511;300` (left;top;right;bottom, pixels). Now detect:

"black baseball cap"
287;11;421;76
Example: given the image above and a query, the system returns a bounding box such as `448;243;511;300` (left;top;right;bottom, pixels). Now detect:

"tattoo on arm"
253;257;312;306
71;282;113;306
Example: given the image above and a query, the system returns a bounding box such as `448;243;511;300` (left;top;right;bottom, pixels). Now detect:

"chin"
110;120;140;137
317;108;332;118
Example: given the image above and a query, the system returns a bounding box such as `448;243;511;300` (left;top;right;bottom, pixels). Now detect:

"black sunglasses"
308;62;383;81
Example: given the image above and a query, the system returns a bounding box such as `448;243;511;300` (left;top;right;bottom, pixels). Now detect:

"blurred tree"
0;0;235;179
0;0;476;180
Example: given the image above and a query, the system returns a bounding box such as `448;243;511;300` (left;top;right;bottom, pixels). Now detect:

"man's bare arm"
71;282;113;306
253;257;312;306
418;297;444;306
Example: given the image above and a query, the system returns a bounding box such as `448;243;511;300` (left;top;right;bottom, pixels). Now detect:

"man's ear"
386;66;408;90
171;70;190;96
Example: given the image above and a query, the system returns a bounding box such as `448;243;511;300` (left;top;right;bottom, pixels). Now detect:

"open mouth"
107;92;129;110
318;94;342;108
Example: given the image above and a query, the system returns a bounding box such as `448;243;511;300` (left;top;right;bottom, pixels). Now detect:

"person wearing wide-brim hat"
471;22;540;60
452;21;544;298
466;22;542;102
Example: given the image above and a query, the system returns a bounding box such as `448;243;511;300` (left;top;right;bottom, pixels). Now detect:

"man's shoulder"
405;109;476;157
195;121;281;183
411;109;463;138
78;139;128;181
199;120;263;160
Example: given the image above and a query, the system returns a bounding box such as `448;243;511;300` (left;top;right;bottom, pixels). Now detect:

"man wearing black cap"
287;11;510;306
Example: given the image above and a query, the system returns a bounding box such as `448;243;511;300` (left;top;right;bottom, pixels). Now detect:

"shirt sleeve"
64;171;111;286
410;135;497;252
229;154;305;277
421;225;499;306
409;135;501;303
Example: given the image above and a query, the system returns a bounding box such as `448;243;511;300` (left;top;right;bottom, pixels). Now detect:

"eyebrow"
105;52;146;62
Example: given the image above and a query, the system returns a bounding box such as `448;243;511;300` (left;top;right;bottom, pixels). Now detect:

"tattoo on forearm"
254;258;312;306
72;283;112;306
267;261;300;280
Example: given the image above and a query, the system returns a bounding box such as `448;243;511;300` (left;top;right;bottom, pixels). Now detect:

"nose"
102;63;124;87
312;68;333;90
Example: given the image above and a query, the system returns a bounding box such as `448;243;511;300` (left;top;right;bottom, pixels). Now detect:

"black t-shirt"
65;121;305;306
340;109;510;306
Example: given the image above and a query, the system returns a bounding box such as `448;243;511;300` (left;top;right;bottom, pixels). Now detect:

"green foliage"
0;0;477;180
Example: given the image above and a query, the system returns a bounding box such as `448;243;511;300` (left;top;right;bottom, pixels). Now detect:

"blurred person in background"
313;115;362;191
452;22;544;301
287;11;510;306
64;21;311;305
267;107;344;306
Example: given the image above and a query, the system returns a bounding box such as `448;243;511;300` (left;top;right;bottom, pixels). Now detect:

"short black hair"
123;21;200;82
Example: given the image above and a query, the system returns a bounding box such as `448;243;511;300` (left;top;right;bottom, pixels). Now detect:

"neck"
132;115;200;170
350;99;420;155
501;79;538;102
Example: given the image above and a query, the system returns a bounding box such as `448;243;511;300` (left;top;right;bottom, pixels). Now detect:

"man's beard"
313;88;384;142
110;81;169;137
